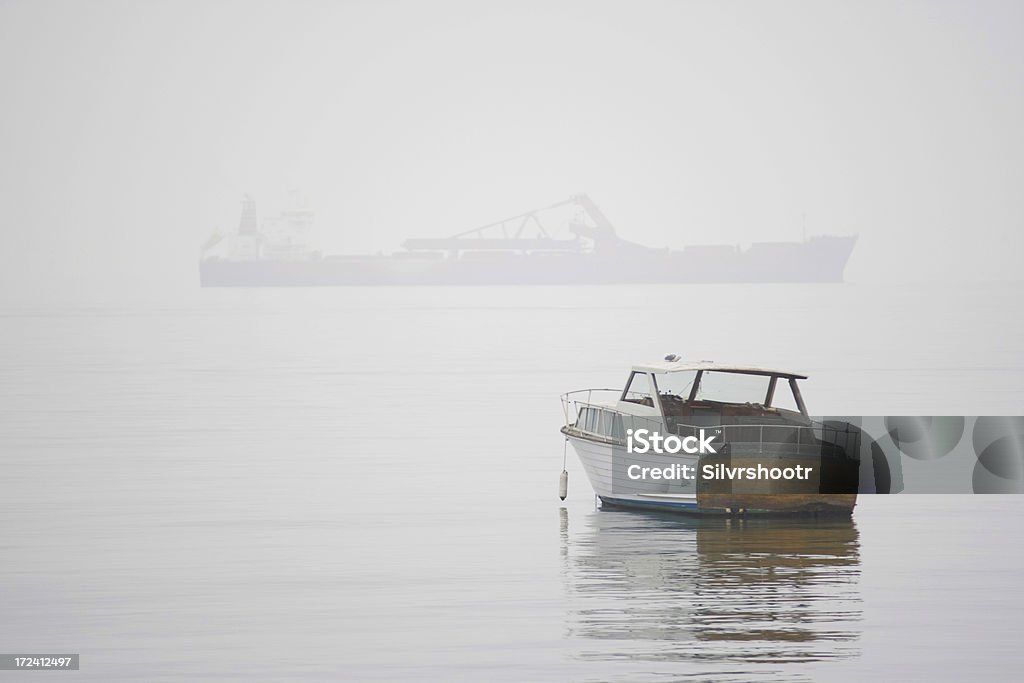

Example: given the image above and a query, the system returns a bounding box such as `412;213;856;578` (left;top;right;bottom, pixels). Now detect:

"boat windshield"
694;371;770;405
651;371;698;400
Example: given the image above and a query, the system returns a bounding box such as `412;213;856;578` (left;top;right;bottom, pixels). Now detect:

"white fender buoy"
559;470;569;501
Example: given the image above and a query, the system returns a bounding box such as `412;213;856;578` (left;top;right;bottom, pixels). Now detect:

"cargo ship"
199;194;856;286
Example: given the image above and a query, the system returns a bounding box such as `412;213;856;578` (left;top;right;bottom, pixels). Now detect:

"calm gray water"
1;283;1022;681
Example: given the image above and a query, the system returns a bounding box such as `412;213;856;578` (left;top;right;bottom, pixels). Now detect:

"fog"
1;0;1021;303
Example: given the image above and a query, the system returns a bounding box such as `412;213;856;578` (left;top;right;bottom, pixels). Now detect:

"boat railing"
674;420;861;456
561;389;668;443
560;388;619;421
561;390;860;456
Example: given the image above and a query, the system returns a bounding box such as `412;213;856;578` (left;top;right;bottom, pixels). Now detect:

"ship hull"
199;235;857;286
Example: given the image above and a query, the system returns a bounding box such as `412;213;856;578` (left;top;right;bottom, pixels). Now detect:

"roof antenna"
664;353;681;362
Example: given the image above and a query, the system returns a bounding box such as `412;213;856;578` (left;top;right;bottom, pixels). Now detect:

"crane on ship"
401;194;629;253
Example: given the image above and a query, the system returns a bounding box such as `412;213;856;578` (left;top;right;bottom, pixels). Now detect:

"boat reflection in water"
559;507;862;669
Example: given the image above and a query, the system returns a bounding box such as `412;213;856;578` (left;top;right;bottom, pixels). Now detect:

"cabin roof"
631;359;807;380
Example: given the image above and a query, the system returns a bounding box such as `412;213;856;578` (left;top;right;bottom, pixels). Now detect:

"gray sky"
1;0;1021;303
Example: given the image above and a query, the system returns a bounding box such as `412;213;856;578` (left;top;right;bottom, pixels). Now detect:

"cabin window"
576;407;621;438
576;407;629;440
609;413;624;440
622;372;654;404
771;380;801;413
695;371;771;405
651;371;698;401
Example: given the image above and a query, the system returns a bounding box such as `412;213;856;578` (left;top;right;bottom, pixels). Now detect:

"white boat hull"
567;434;700;512
566;432;857;516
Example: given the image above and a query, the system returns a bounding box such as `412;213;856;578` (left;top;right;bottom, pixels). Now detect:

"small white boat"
560;356;859;516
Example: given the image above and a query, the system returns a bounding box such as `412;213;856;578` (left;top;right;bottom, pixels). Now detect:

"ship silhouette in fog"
199;194;857;286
